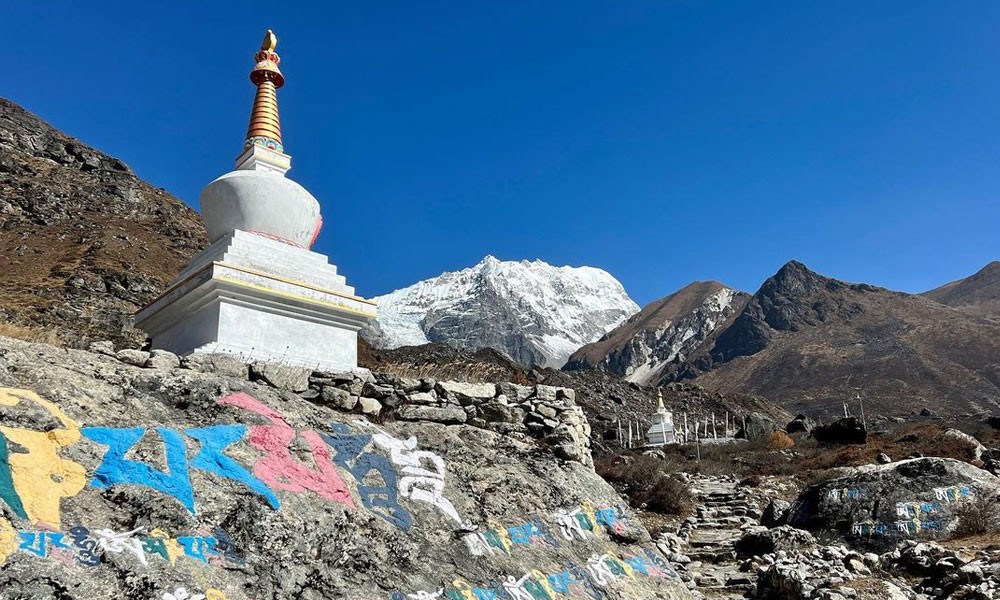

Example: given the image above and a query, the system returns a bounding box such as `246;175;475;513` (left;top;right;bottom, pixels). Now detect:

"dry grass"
595;454;695;517
952;493;1000;538
765;431;796;450
0;322;63;346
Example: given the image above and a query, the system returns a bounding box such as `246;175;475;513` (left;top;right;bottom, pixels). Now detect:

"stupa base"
135;231;376;372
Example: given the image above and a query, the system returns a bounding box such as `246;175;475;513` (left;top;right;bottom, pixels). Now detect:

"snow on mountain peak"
362;257;639;368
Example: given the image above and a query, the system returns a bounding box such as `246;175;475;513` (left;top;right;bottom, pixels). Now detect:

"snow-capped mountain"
362;256;639;368
564;281;749;384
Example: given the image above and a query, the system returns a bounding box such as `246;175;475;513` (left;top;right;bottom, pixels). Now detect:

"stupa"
136;30;376;371
645;391;677;446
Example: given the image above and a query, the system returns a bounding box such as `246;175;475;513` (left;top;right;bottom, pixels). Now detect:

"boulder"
787;457;1000;544
739;412;779;441
941;428;987;462
249;361;311;392
115;348;149;367
761;499;792;527
812;417;867;445
319;386;359;411
87;340;116;357
357;396;382;417
146;349;181;370
182;353;250;379
785;414;815;435
735;525;815;558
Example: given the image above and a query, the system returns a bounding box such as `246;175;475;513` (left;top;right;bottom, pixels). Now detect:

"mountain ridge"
663;260;1000;416
564;280;749;384
923;260;1000;321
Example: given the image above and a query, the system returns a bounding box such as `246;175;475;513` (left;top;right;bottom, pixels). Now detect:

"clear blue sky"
7;2;999;305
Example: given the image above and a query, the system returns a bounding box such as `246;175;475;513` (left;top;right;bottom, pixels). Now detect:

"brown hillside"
923;261;1000;321
0;97;207;347
667;261;1000;417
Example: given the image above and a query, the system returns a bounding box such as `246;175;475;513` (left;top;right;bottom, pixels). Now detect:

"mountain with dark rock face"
363;256;639;368
923;261;1000;321
564;281;749;384
662;261;1000;417
0;97;208;347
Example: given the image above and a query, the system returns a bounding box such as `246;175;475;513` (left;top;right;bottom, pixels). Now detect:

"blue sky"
7;2;999;305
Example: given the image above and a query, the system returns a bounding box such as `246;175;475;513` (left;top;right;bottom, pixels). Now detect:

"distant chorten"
136;30;376;371
645;390;677;446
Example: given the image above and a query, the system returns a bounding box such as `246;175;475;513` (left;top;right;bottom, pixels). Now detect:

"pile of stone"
93;343;594;466
747;542;915;600
883;540;1000;599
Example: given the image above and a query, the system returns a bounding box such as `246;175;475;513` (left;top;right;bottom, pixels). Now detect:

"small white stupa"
136;30;376;371
645;391;677;446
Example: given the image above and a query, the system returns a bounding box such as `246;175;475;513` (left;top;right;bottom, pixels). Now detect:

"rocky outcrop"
739;412;779;441
564;281;748;384
363;256;639;368
786;458;1000;545
0;335;691;599
0;97;207;348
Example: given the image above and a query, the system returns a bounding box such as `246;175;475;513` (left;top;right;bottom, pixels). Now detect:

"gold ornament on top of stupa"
245;29;285;153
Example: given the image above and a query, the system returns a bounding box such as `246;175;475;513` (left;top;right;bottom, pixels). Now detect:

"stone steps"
667;475;763;599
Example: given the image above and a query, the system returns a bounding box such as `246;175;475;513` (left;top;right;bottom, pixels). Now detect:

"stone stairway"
667;475;763;600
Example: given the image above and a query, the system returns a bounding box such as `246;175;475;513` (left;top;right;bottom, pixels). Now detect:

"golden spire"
245;29;285;153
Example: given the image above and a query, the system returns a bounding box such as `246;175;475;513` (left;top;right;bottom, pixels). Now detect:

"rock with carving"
0;335;690;600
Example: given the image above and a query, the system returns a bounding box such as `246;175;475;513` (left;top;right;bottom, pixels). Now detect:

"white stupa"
645;391;677;446
135;30;376;371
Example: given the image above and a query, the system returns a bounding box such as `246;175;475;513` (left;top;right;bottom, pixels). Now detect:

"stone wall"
313;374;593;468
102;345;594;468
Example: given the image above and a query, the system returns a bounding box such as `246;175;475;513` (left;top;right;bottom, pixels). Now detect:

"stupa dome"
201;170;321;247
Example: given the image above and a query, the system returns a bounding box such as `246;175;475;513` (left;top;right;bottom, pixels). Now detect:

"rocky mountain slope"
663;261;1000;417
363;256;639;368
0;98;207;348
923;261;1000;321
564;281;749;385
0;334;691;600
